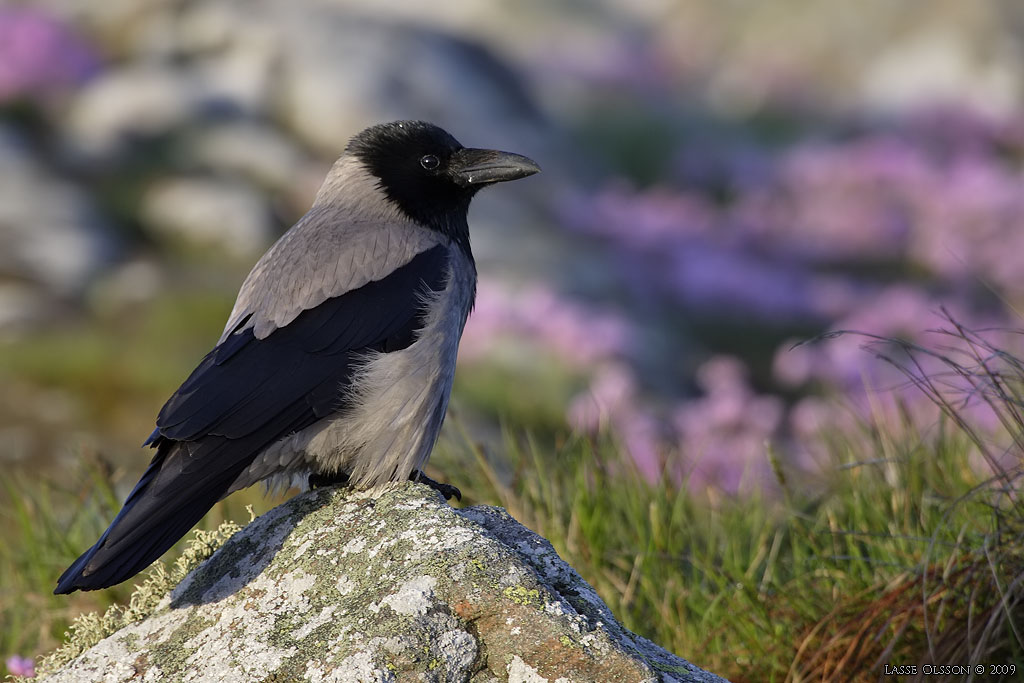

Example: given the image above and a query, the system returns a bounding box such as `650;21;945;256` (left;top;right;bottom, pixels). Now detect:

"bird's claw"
308;471;351;489
309;470;461;502
411;472;462;501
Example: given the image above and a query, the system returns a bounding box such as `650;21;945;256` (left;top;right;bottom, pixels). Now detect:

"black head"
347;121;540;246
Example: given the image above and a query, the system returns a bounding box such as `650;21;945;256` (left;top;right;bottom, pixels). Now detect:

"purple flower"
558;183;715;248
551;103;1024;492
460;279;633;367
6;655;35;678
672;356;784;494
773;285;997;393
665;242;861;322
672;141;775;194
732;136;928;263
567;363;637;432
460;279;670;479
0;7;100;102
617;409;664;483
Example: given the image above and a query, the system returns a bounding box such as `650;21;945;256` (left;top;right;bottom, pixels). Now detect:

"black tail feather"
54;438;250;594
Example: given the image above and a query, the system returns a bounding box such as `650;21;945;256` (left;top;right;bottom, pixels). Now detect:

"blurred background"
4;0;1024;679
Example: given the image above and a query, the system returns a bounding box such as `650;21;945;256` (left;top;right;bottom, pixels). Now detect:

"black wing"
55;245;448;593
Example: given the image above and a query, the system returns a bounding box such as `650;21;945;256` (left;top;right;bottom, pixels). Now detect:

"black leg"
308;470;351;489
411;471;462;501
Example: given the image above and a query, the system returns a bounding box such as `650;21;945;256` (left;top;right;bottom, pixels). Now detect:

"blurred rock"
0;283;52;332
175;0;245;53
0;126;117;298
193;47;276;117
272;11;549;157
47;0;553;154
140;176;276;257
87;258;163;312
861;29;1022;114
65;63;204;157
36;0;180;58
185;121;313;192
181;3;278;113
44;0;566;285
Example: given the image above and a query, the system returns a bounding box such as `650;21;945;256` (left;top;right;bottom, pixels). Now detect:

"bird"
55;121;540;594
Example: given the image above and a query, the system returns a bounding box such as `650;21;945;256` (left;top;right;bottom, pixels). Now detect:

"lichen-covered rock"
40;482;728;682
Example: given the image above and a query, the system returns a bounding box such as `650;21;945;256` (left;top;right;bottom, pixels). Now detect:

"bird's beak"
450;148;541;187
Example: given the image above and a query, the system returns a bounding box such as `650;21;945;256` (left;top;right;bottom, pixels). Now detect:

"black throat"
347;121;477;260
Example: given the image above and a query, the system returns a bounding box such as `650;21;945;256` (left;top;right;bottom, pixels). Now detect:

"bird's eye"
419;154;440;170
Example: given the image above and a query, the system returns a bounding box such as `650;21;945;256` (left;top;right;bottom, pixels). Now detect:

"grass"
2;316;1023;681
437;413;1021;681
0;454;286;675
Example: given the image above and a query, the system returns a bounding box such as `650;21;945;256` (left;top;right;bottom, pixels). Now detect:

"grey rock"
35;0;589;316
273;11;549;159
0;283;54;333
0;126;117;298
64;63;205;156
41;483;728;682
184;121;314;192
45;0;574;279
859;29;1022;114
140;176;276;257
86;259;164;312
53;0;553;156
192;47;276;118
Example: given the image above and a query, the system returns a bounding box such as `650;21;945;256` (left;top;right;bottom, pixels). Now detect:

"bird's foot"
411;471;462;501
308;470;351;489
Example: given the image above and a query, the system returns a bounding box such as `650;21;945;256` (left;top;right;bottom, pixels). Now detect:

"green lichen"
140;612;216;677
37;519;244;676
502;585;540;606
559;635;572;648
649;658;704;675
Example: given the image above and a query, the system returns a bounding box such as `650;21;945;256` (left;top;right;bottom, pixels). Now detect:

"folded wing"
55;245;449;593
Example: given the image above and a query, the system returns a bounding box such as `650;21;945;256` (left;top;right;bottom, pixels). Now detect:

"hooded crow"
55;121;540;594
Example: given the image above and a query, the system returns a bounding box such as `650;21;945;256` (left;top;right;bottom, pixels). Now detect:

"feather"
54;245;448;593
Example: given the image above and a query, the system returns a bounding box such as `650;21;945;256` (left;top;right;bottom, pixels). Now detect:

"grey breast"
225;242;476;495
301;243;477;489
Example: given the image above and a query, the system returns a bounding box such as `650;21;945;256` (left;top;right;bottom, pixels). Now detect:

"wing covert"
156;244;449;443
